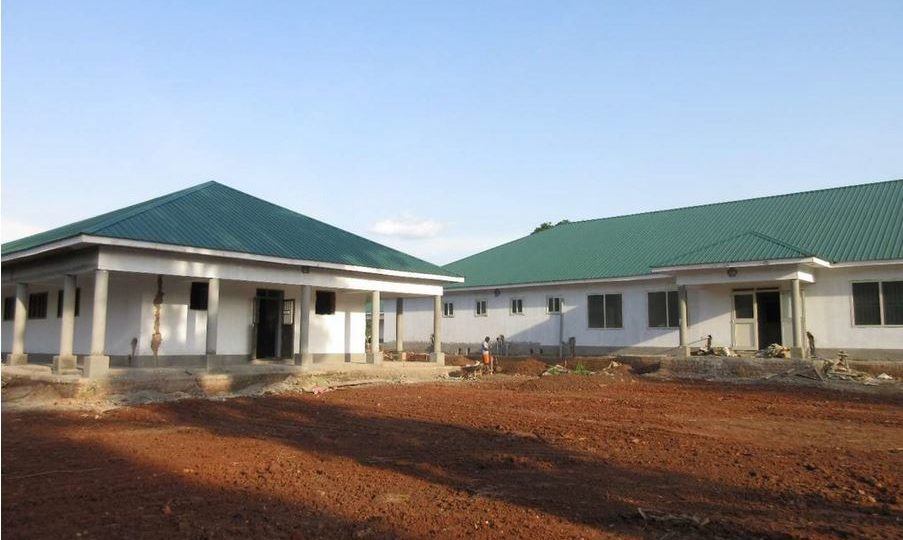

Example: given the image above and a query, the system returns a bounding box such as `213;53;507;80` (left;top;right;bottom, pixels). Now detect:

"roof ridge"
562;178;903;227
655;229;812;267
85;181;217;233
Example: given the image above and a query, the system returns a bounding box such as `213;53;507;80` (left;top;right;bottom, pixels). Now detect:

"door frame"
730;287;782;350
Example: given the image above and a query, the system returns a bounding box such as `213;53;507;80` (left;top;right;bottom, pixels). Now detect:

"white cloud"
371;215;445;239
1;219;44;242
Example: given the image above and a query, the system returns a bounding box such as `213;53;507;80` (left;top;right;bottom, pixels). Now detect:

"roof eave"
1;235;464;284
650;257;832;273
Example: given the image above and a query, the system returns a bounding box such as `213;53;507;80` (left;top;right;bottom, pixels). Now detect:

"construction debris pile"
691;335;739;357
759;344;791;358
541;360;624;377
764;351;895;386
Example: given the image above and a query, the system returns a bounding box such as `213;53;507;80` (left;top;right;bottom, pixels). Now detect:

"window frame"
2;297;15;321
546;296;563;314
475;299;488;317
509;297;524;315
851;280;903;327
443;301;455;318
647;290;680;328
587;292;624;329
315;290;336;315
27;292;49;320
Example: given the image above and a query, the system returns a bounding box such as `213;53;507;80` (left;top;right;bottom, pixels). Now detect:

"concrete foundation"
83;355;110;379
367;352;384;365
52;354;78;373
429;352;445;365
6;354;29;365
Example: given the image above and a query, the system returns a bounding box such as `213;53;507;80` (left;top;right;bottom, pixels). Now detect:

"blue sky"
3;1;902;264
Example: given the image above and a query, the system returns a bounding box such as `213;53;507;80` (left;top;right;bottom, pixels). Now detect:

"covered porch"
2;245;451;378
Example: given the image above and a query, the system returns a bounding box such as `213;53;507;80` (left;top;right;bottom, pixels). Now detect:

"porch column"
296;285;313;367
84;270;111;378
678;285;690;358
790;278;806;358
204;277;220;370
6;283;29;365
53;274;78;373
429;295;445;365
395;298;406;360
368;291;383;364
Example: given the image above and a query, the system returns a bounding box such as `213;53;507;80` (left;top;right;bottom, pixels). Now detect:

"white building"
1;182;460;377
384;180;903;361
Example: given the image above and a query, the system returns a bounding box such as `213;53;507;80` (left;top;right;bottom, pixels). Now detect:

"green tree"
531;219;570;234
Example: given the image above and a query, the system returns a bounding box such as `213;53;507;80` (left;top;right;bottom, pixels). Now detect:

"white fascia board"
651;257;830;273
830;259;903;268
446;273;674;293
2;235;463;283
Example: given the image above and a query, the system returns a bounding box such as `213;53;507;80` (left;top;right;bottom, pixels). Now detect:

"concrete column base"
367;352;384;365
429;352;445;366
83;355;110;379
52;354;78;374
677;346;691;358
790;347;806;359
294;352;314;369
5;353;29;365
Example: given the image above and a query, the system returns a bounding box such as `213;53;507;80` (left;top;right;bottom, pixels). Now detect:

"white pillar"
53;274;78;373
6;283;29;365
204;278;220;370
395;298;405;360
296;285;313;367
368;291;383;364
430;295;445;365
790;278;806;358
84;270;111;378
678;285;690;358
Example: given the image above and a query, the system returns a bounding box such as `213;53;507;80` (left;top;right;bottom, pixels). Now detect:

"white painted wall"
805;265;903;350
384;265;903;354
1;274;369;358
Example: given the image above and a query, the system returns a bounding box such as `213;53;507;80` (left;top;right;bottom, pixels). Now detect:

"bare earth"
2;372;902;539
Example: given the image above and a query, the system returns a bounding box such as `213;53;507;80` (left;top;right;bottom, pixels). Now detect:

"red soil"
3;376;902;539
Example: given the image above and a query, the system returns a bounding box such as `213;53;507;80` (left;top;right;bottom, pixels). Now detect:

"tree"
531;219;570;234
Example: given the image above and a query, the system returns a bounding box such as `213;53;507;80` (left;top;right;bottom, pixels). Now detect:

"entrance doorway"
255;289;283;359
755;291;782;348
731;289;783;350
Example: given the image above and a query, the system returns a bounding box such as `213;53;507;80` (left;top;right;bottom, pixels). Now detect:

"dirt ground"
3;371;902;539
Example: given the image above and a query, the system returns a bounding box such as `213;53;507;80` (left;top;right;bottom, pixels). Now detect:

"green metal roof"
2;181;456;278
445;179;903;289
659;231;812;267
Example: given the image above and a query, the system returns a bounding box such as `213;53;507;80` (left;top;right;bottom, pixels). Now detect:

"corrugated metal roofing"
2;181;455;278
659;231;812;267
445;179;903;289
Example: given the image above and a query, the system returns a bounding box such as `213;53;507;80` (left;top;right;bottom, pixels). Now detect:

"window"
443;301;454;317
475;299;487;316
853;281;903;326
547;297;562;314
283;299;295;325
189;282;209;310
27;292;48;319
3;297;14;321
510;298;523;315
315;291;336;315
648;291;680;328
733;294;754;319
588;293;623;328
56;288;82;317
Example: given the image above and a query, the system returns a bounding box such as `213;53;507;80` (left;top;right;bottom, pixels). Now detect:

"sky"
3;1;902;264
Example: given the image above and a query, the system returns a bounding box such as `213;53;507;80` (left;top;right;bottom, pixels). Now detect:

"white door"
731;292;757;349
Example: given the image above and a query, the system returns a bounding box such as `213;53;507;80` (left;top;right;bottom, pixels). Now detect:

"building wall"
2;274;368;360
384;265;903;358
805;265;903;351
